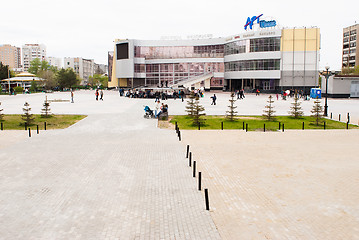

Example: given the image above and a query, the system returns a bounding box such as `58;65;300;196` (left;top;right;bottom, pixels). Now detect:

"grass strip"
0;114;87;130
169;115;359;131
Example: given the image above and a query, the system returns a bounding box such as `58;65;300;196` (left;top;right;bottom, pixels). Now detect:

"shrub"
14;86;23;93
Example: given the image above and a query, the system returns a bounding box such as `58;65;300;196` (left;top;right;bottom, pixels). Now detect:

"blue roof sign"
244;14;277;30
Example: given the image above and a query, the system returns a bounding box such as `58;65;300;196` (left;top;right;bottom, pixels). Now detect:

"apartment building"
22;44;46;72
47;56;63;69
64;57;94;85
342;24;358;68
0;44;21;69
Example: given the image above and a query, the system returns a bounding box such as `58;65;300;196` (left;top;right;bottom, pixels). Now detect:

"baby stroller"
144;106;155;118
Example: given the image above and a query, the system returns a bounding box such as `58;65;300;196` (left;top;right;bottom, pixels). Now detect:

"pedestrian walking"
154;100;160;118
71;90;74;103
256;89;260;96
100;89;104;101
211;94;217;105
180;90;185;102
95;89;99;101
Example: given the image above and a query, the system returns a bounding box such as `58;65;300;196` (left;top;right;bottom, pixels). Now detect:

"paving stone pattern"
0;97;221;239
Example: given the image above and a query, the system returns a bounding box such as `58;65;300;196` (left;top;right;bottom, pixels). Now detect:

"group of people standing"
154;100;168;118
235;89;246;99
95;89;104;101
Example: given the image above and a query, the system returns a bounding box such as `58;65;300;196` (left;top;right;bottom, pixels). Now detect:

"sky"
1;0;358;70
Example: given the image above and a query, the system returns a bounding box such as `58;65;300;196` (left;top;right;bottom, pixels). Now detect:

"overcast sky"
1;0;358;70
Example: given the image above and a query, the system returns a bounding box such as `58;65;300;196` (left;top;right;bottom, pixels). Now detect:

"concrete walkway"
0;94;220;239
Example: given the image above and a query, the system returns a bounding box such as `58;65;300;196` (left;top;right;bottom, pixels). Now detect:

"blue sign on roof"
244;14;277;30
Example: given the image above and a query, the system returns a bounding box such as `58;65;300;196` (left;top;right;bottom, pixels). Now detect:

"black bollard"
347;113;350;123
246;123;248;132
330;112;332;119
346;122;349;130
198;172;202;191
204;189;210;210
1;122;3;131
339;114;341;121
302;122;305;130
279;122;281;130
186;145;190;158
324;121;326;130
36;125;39;134
221;122;223;130
175;122;178;131
28;128;31;137
44;122;47;130
282;123;285;132
193;161;196;177
178;131;181;141
242;122;245;130
189;152;192;167
264;123;265;132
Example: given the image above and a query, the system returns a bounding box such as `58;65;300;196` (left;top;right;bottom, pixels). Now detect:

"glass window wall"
225;37;280;56
225;59;280;71
134;45;224;59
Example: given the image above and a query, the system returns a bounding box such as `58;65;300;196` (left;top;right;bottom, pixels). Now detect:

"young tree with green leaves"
226;92;238;121
263;95;276;121
22;102;35;126
28;58;50;75
289;91;304;118
311;98;323;126
0;62;10;80
89;74;108;88
56;68;79;89
29;80;38;92
40;70;58;90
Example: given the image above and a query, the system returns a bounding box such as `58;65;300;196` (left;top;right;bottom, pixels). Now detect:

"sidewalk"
181;129;359;239
0;98;220;239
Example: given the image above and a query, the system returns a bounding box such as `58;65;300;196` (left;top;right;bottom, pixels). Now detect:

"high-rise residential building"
47;56;63;69
342;24;358;68
0;44;21;69
94;63;108;75
22;44;46;72
64;57;94;85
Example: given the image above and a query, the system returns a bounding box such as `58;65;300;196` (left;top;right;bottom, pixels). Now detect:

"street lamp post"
319;66;336;117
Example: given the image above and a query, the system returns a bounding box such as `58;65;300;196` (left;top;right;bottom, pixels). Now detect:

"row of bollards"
26;122;46;137
175;122;181;141
329;112;351;130
185;144;209;210
0;122;48;136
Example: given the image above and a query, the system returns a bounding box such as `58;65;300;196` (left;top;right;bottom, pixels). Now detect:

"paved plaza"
0;90;359;239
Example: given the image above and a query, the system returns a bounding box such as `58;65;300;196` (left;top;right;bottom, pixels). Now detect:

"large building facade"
64;57;94;85
110;26;320;93
0;44;21;70
342;24;358;68
22;44;46;72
